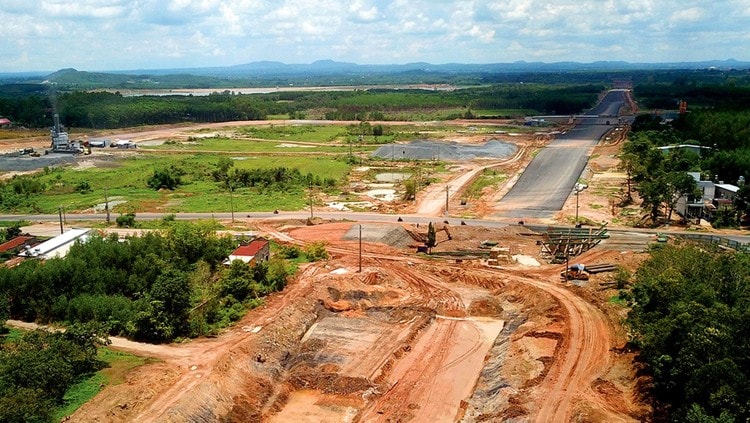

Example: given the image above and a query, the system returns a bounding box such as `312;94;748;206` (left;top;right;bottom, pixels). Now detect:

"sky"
1;0;750;73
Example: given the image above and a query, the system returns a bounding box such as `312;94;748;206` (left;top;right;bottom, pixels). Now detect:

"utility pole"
445;186;450;217
573;183;587;227
104;188;110;225
58;206;64;234
357;223;362;273
308;181;314;219
229;183;235;223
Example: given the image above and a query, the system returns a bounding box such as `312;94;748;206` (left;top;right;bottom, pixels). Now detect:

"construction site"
2;91;666;421
61;218;653;422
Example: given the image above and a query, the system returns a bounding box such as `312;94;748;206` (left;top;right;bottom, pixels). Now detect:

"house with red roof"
0;236;36;254
224;238;270;266
0;117;11;128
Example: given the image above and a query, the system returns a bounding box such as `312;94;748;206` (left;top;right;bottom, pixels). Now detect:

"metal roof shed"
18;228;92;259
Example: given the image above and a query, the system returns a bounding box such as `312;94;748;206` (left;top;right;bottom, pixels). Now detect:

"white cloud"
349;0;380;22
669;7;705;24
40;0;129;19
0;0;749;71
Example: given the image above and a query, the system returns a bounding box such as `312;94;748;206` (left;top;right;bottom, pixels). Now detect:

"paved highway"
495;90;630;219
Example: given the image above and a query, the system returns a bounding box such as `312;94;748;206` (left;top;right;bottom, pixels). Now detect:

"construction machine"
561;264;589;281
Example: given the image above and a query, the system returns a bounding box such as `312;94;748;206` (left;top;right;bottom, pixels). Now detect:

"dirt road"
416;146;526;216
15;220;645;422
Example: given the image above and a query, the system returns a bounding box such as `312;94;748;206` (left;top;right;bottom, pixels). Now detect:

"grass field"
28;153;351;213
142;137;379;154
464;168;508;199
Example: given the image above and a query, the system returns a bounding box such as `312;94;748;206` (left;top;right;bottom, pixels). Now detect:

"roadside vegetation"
0;323;110;423
624;243;750;422
624;78;750;227
0;221;317;343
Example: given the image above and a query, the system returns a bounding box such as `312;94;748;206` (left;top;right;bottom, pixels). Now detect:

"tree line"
0;83;604;129
0;221;313;343
625;243;750;422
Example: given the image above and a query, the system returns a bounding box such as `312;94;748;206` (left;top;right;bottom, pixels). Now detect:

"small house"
0;117;11;128
714;183;740;202
224;238;270;266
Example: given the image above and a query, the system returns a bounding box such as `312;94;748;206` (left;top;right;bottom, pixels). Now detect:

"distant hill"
2;59;749;90
120;58;750;77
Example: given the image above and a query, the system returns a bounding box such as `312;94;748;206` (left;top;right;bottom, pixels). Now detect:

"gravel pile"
0;153;77;172
343;224;412;248
371;139;517;161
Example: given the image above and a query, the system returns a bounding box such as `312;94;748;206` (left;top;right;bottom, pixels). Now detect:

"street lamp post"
574;183;587;226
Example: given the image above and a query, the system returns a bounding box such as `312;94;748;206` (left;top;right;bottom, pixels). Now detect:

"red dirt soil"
67;221;649;422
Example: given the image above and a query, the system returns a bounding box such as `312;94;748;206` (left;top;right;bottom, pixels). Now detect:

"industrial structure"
50;113;84;153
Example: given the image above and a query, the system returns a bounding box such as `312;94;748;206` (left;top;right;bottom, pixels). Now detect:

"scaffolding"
539;224;609;263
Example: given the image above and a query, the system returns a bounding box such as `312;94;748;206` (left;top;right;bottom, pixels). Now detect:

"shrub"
116;213;136;228
304;241;329;261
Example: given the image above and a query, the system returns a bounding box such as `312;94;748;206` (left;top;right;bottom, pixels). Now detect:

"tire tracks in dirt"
474;266;627;422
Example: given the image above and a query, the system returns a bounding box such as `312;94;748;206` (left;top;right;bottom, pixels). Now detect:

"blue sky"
1;0;749;72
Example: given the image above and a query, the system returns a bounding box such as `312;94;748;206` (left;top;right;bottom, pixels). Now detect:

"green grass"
0;220;30;227
234;124;350;142
464;168;507;198
143;137;375;153
608;294;627;306
21;154;352;214
54;348;150;420
472;109;538;117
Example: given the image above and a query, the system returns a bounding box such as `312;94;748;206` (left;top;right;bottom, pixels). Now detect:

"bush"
116;213;136;228
75;181;91;193
147;168;181;190
304;241;329;261
278;244;301;259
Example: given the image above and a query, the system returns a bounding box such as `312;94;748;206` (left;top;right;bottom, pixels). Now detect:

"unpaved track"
478;267;628;422
416;146;526;216
37;221;639;422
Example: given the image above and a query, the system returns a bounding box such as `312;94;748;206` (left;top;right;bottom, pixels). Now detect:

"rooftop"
230;239;269;257
18;228;91;257
0;236;35;253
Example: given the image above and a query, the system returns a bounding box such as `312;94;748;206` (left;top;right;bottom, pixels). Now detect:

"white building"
18;228;92;259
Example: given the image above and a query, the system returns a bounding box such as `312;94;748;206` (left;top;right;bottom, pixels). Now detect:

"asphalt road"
494;90;629;219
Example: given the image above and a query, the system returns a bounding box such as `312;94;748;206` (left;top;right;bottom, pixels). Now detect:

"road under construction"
1;89;701;422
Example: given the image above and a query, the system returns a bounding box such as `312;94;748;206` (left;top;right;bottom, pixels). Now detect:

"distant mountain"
98;59;750;79
3;59;749;89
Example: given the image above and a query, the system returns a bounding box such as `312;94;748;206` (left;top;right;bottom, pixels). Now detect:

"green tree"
627;244;750;422
115;212;136;228
734;184;750;223
402;179;416;201
304;241;329;261
147;168;181;190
